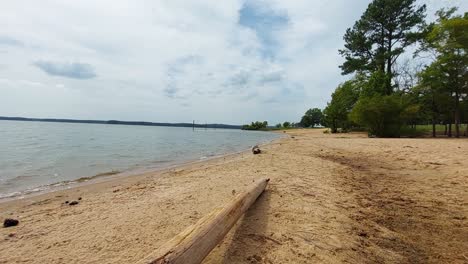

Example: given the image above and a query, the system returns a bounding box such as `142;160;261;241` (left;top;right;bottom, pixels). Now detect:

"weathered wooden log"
252;145;261;154
138;178;270;264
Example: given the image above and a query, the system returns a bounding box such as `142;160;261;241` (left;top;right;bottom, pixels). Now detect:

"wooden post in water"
137;178;270;264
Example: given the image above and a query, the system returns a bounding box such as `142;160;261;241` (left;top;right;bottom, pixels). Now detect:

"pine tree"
339;0;426;94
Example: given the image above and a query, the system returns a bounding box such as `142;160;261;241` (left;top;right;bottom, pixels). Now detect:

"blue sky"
0;0;466;124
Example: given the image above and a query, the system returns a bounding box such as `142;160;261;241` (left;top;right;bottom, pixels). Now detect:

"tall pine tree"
339;0;426;94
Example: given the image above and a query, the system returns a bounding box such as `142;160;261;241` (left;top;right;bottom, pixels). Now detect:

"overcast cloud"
33;60;97;79
0;0;465;124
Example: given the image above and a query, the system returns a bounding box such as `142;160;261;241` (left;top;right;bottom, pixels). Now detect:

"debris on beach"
69;201;79;206
252;145;261;155
3;218;19;228
140;178;270;264
358;231;368;237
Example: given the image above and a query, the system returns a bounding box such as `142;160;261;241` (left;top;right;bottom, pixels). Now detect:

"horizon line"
0;116;242;129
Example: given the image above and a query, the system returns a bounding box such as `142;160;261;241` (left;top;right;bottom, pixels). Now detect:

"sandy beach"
1;129;467;263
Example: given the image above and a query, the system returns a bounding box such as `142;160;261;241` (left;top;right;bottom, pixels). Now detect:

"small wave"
152;160;171;164
0;191;23;199
0;170;121;200
8;175;34;180
74;170;121;182
0;185;50;199
0;174;35;187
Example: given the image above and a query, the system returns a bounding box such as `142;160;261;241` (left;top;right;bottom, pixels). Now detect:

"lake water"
0;120;280;199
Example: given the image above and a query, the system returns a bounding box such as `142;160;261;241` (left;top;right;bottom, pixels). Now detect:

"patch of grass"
325;124;468;137
400;126;428;137
408;124;468;136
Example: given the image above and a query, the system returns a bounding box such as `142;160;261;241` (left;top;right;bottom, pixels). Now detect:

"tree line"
242;121;269;130
241;121;301;130
242;108;324;130
243;1;466;136
318;0;467;137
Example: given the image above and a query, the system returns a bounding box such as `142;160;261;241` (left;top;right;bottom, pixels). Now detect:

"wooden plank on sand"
137;178;270;264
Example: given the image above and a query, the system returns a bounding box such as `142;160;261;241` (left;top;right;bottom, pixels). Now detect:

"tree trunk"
138;178;270;264
431;95;436;137
332;119;338;133
444;123;448;135
386;32;393;95
448;122;452;137
454;92;460;138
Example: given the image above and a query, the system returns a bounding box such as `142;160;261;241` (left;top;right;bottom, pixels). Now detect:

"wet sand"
1;129;467;263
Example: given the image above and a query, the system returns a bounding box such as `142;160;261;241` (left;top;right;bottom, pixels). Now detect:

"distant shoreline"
0;116;242;129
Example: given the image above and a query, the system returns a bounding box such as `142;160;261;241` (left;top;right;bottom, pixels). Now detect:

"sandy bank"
1;129;467;263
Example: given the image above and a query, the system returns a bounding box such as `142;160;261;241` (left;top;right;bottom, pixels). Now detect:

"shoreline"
0;134;285;204
1;129;466;263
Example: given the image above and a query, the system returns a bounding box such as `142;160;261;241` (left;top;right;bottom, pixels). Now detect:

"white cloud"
0;0;465;124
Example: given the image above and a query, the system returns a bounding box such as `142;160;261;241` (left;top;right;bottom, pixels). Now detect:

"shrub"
350;94;418;137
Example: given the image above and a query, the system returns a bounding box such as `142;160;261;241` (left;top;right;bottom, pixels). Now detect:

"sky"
0;0;466;125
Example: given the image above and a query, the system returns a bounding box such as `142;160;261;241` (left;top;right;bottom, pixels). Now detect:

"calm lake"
0;120;280;199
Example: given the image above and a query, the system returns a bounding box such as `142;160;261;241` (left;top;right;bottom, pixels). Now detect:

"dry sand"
1;129;467;263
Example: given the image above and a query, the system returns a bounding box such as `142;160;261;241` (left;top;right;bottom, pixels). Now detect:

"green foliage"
346;65;421;137
416;8;468;137
300;108;323;127
339;0;426;73
361;71;393;96
320;4;467;138
275;123;282;128
350;94;418;137
339;0;426;93
415;61;452;123
425;8;468;52
242;121;268;130
323;79;361;133
282;121;291;128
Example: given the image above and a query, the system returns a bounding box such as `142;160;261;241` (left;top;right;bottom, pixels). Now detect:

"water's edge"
0;134;284;203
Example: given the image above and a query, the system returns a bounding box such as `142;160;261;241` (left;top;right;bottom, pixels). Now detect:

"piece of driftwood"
252;145;261;154
138;178;270;264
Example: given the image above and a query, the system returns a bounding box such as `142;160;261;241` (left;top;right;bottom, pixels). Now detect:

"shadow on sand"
222;189;273;263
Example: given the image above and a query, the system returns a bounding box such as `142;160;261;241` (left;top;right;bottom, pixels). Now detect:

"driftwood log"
138;178;270;264
252;145;261;154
